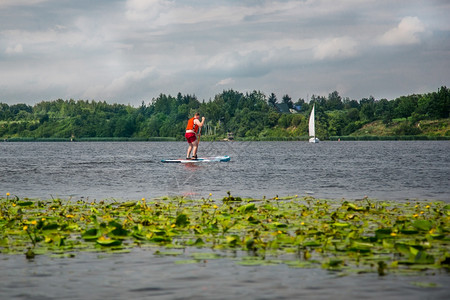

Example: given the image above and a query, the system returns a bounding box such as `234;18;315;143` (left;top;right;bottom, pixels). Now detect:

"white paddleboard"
161;155;230;163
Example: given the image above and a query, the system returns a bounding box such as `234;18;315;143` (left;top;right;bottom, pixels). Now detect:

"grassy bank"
329;135;450;141
1;137;177;142
1;194;449;276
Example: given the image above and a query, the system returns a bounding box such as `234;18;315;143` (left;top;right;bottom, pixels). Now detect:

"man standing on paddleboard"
185;112;205;160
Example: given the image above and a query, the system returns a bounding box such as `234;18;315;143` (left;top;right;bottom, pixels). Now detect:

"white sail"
308;104;319;143
309;105;315;137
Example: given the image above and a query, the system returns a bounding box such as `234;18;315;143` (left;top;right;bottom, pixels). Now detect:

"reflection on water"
1;141;450;299
1;141;449;201
1;248;449;300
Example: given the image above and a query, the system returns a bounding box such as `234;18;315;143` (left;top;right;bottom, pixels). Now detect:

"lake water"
1;141;449;202
1;141;449;299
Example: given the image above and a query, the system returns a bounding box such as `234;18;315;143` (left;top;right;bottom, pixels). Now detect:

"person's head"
194;112;200;119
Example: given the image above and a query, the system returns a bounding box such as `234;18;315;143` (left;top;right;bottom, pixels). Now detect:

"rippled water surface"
1;247;449;300
1;141;449;201
1;141;450;299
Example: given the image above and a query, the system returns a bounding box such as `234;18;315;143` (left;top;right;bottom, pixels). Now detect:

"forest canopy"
1;86;449;140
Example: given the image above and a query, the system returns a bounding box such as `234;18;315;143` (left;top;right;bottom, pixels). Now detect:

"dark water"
1;141;449;300
1;247;449;300
1;141;449;201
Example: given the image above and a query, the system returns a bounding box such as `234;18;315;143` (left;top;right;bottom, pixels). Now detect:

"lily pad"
96;238;122;247
412;220;432;231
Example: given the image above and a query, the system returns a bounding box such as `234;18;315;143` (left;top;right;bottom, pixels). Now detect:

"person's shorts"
185;132;196;143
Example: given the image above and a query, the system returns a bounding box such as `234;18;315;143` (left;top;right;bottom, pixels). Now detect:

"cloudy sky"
1;0;449;106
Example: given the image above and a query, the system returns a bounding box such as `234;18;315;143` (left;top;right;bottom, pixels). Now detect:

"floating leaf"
42;223;59;231
375;228;392;239
175;214;189;227
238;203;256;213
395;243;412;256
410;282;439;288
191;252;222;260
119;201;137;208
414;250;434;264
96;238;122;247
350;242;373;253
332;222;350;228
149;236;171;243
272;222;288;228
175;259;199;265
82;228;101;240
226;235;239;247
154;251;182;256
412;220;432;231
110;227;130;239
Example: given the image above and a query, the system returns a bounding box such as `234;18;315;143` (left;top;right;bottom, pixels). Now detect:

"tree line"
0;86;449;140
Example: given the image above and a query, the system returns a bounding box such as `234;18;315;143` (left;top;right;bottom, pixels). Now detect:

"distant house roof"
275;103;290;113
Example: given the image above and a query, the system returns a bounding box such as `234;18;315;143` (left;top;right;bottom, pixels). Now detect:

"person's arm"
195;117;205;128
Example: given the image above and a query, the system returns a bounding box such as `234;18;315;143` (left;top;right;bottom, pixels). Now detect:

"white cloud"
216;78;235;86
82;67;156;100
0;1;449;104
0;0;48;8
378;16;425;46
125;0;174;22
313;37;358;60
5;44;23;54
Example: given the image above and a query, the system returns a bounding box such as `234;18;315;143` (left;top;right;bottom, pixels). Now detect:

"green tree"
282;94;293;109
268;93;277;108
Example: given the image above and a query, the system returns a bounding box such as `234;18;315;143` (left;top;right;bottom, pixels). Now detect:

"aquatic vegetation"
0;194;449;276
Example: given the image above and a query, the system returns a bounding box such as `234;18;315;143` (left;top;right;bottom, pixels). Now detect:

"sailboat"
308;104;320;143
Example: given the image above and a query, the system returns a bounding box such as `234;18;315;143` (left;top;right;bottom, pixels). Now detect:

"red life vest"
186;117;199;133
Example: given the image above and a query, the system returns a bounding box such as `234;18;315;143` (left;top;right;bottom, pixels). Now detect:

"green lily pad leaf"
414;250;434;264
238;203;256;213
346;203;365;211
175;214;189;227
226;235;239;247
17;201;34;207
395;243;412;256
303;241;322;247
411;282;439;288
186;238;204;246
82;228;100;240
131;232;146;240
245;238;255;249
237;258;267;266
110;227;130;238
412;220;432;231
272;222;288;228
191;253;222;260
96;238;122;246
400;229;419;234
375;228;392;239
332;222;350;227
428;233;445;239
247;216;260;224
323;259;344;268
350;242;373;252
42;223;59;231
149;236;171;243
175;259;199;265
119;201;137;208
154;250;182;256
285;261;316;268
151;229;168;236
